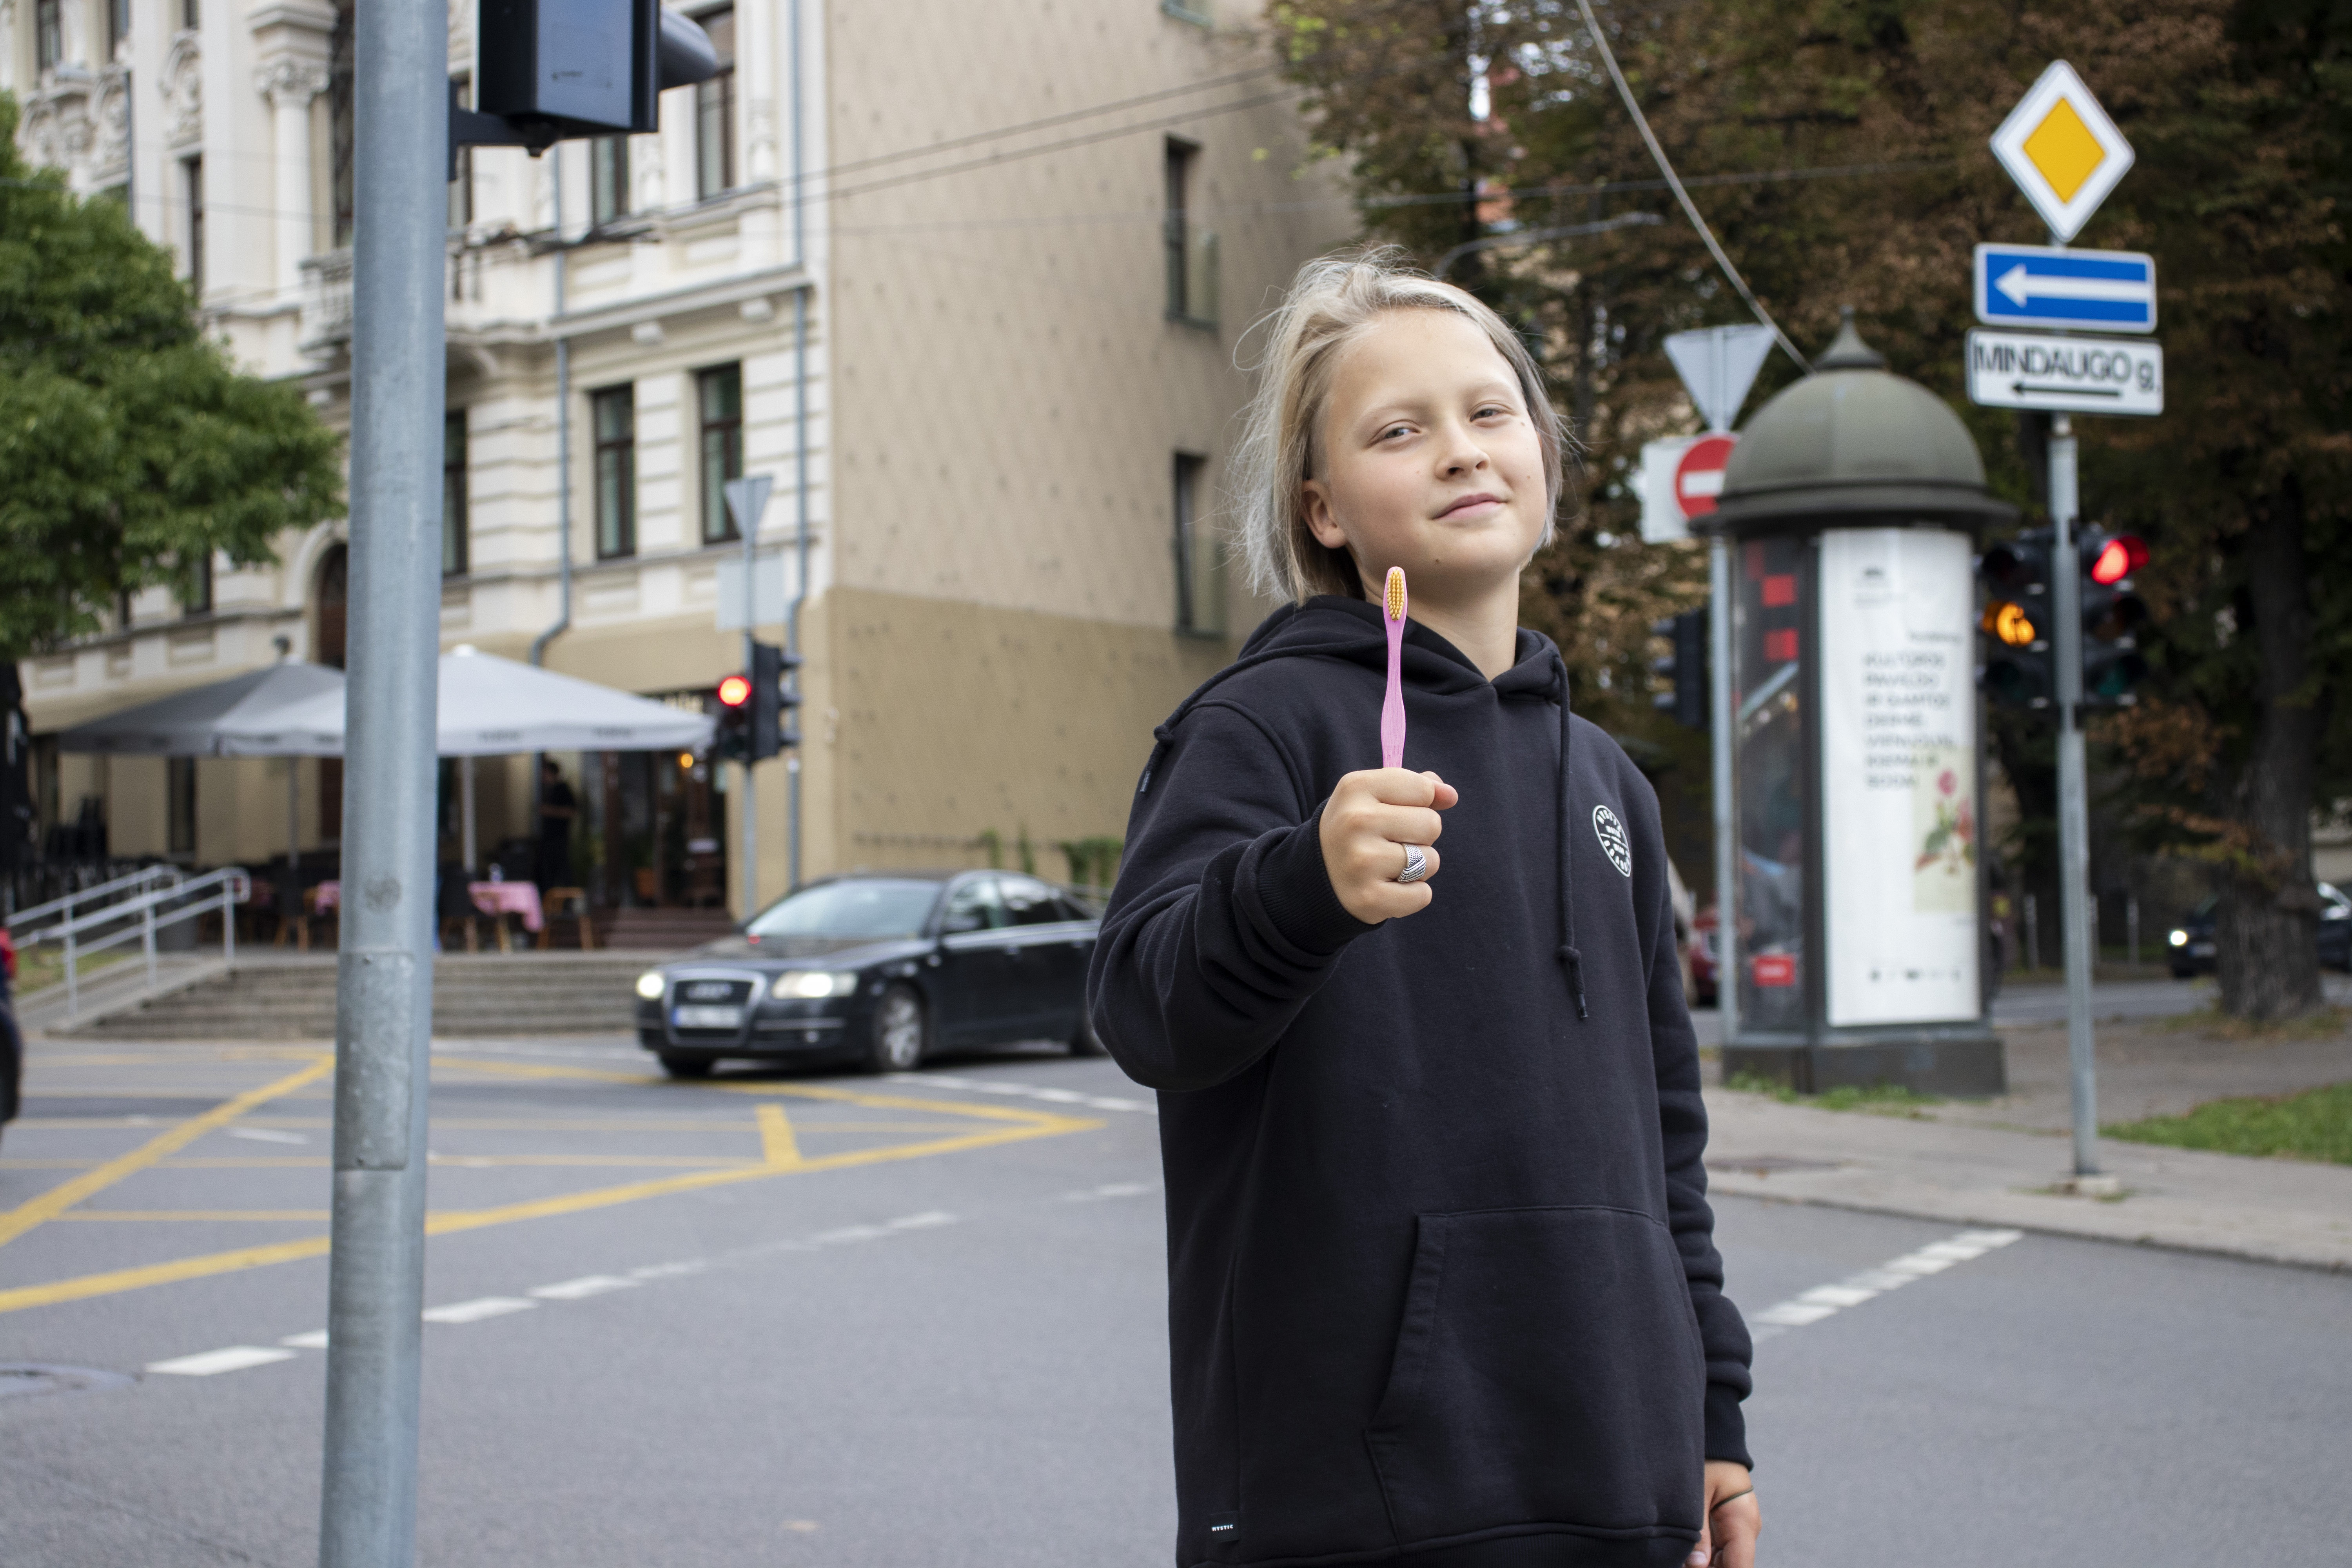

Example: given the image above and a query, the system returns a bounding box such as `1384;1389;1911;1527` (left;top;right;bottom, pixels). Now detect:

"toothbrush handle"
1381;628;1406;769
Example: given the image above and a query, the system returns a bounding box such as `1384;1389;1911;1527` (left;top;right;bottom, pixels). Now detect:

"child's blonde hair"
1230;247;1570;604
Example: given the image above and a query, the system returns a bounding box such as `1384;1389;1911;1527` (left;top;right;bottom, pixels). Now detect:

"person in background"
538;759;578;892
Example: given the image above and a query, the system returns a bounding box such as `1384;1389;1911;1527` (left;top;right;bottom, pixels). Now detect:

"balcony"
298;248;354;352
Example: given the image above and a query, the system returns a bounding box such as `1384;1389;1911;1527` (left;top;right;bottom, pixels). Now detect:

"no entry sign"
1674;434;1738;520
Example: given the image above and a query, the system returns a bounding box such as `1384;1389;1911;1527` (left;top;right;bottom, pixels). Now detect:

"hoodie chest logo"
1592;804;1633;878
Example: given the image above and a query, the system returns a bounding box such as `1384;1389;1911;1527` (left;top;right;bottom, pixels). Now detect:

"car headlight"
635;971;666;1000
2167;929;2189;948
773;970;858;1000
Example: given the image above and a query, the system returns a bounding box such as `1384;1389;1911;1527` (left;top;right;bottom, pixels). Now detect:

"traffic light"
1980;528;2056;711
748;642;802;760
714;670;753;762
457;0;719;168
2077;528;2151;708
1651;608;1708;730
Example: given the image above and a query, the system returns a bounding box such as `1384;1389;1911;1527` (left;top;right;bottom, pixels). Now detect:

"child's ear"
1301;479;1349;552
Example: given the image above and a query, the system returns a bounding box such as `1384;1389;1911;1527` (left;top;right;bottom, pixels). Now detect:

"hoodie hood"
1142;597;1590;1018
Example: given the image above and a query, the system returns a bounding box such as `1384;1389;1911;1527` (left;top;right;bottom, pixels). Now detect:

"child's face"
1301;309;1548;606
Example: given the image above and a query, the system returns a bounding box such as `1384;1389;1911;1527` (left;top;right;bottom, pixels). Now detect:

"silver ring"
1395;843;1429;884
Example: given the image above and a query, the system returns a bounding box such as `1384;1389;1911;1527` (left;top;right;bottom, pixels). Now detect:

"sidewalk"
1702;1013;2352;1272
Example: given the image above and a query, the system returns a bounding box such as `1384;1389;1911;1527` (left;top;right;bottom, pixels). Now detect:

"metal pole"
788;286;809;893
459;756;477;873
2127;891;2139;970
2049;413;2100;1178
1708;537;1738;1042
740;485;759;917
318;0;445;1559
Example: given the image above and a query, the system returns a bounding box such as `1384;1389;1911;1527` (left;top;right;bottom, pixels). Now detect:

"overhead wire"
1571;0;1811;372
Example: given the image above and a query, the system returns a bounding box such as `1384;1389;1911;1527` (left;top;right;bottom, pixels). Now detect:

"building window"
182;552;213;617
183;156;204;291
1164;139;1217;325
167;758;198;857
108;0;131;57
592;136;630;226
593;385;637;559
443;410;469;577
448;76;474;230
1172;453;1223;636
695;7;736;199
36;0;62;71
697;364;743;544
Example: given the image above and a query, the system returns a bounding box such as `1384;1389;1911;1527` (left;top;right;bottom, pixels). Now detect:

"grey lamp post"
1705;311;2018;1096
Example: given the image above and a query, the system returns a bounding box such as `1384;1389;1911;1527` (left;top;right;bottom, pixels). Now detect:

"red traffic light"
2089;535;2148;586
717;674;753;708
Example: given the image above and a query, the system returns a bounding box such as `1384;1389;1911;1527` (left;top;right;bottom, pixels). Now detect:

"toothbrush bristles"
1384;568;1406;621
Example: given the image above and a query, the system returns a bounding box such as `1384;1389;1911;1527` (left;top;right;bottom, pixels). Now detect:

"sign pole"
1709;537;1738;1044
723;477;775;916
319;0;445;1561
2049;412;2100;1178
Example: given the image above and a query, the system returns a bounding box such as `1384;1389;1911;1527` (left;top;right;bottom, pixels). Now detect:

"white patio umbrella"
263;645;717;868
54;661;347;893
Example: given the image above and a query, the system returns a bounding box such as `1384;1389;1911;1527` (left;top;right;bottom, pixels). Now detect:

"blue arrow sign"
1973;243;2156;333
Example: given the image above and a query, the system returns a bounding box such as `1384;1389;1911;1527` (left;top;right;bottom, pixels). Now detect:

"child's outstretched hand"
1319;769;1458;924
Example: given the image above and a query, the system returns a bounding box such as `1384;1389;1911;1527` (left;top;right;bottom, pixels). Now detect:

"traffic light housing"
748;642;802;760
458;0;719;166
2077;529;2150;709
1980;528;2056;711
1651;608;1708;730
713;670;753;762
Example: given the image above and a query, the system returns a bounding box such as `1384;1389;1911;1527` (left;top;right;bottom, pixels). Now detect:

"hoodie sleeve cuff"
1704;1380;1753;1472
1252;802;1379;956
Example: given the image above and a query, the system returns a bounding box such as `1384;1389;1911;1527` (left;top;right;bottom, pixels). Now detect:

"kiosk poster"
1820;528;1981;1025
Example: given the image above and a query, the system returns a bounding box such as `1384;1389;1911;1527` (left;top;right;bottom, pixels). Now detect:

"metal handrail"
11;866;252;1020
6;864;184;932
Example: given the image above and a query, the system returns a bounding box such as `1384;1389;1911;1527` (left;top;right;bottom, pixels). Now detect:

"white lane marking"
892;1072;1157;1115
1062;1181;1158;1202
1748;1228;2022;1342
226;1127;310;1145
528;1275;640;1301
421;1296;537;1325
151;1210;974;1378
148;1347;299;1376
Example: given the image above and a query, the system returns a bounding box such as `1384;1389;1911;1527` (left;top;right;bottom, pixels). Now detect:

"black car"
2167;883;2352;977
633;871;1103;1077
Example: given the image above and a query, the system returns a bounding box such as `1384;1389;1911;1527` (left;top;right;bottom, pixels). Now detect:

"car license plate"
672;1005;743;1029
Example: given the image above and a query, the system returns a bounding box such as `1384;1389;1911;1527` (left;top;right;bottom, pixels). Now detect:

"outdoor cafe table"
314;880;544;951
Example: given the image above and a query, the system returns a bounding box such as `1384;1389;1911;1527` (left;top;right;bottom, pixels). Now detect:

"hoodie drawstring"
1553;654;1587;1021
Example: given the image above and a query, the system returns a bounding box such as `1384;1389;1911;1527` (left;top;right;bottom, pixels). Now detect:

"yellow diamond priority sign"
1990;61;2134;242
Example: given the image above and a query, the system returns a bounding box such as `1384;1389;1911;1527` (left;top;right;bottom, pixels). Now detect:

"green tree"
0;93;344;659
1272;0;2352;1017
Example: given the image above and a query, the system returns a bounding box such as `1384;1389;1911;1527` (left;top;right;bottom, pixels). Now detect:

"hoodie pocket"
1365;1206;1705;1547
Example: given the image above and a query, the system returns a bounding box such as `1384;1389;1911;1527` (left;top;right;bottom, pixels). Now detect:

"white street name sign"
1965;329;2163;416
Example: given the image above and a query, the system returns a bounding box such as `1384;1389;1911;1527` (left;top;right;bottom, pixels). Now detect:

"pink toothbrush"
1381;567;1408;768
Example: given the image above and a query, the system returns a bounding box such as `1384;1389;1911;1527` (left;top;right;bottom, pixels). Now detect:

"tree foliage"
1271;0;2351;1016
0;92;344;660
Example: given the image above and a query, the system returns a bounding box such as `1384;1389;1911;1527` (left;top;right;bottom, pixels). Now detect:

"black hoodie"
1087;597;1752;1568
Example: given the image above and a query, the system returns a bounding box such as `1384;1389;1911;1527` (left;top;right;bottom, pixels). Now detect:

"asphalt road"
3;1040;2346;1567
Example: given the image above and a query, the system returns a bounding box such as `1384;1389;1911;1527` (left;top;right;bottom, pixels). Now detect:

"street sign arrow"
1966;328;2162;416
1974;243;2155;332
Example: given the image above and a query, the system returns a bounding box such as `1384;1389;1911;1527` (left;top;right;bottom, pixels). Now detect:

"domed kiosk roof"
1709;309;2016;535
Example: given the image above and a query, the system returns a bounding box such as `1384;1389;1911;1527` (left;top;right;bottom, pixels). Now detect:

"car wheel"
866;984;927;1073
1069;1009;1108;1057
658;1053;716;1079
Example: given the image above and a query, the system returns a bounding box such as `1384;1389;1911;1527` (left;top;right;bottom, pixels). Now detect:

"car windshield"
745;880;940;941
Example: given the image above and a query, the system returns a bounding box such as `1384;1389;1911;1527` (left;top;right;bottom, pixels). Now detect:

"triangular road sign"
1664;324;1775;433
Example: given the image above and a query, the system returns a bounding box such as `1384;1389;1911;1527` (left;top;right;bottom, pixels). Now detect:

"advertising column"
1818;528;1980;1026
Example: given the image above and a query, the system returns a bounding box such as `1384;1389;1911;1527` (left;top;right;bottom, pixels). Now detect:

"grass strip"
2105;1081;2352;1165
1723;1071;1942;1117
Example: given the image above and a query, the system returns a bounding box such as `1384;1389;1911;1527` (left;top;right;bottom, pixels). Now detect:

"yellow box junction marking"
0;1055;1096;1316
0;1056;333;1249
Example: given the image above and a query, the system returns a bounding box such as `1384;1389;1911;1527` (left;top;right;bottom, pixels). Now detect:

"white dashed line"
421;1296;537;1325
147;1347;299;1377
528;1275;641;1301
885;1211;956;1230
1747;1228;2023;1342
225;1127;310;1145
1062;1181;1158;1202
896;1072;1156;1114
279;1330;330;1350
